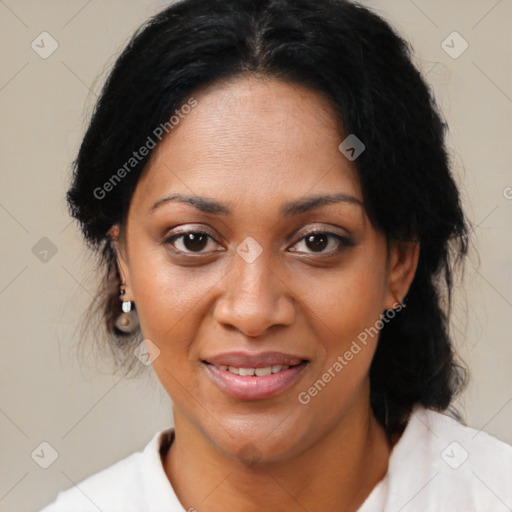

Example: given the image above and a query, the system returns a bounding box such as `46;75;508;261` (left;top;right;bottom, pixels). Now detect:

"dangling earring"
115;281;139;333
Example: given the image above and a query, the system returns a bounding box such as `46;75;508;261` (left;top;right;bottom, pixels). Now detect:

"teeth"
238;367;255;376
219;365;291;376
255;366;272;376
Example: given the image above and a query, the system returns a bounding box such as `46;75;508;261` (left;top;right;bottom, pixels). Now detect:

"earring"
115;281;139;333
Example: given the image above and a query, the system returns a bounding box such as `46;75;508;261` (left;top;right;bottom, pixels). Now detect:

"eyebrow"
148;192;363;217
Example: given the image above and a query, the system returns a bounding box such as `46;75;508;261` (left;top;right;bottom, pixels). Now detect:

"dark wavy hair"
67;0;469;437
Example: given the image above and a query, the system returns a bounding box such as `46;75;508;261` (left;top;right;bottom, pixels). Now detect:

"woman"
40;0;512;510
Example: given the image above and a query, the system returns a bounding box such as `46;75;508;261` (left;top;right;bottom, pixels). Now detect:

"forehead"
131;75;362;216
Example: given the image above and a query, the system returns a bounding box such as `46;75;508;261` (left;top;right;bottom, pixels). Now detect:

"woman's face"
113;75;418;462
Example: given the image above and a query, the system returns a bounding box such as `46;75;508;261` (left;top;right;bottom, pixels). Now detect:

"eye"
163;228;353;256
165;231;221;254
289;230;353;255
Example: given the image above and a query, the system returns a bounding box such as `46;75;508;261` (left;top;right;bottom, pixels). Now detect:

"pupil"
184;233;207;252
306;233;328;252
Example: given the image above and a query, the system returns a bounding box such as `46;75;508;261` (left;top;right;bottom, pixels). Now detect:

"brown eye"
290;231;353;255
305;233;329;252
166;231;218;253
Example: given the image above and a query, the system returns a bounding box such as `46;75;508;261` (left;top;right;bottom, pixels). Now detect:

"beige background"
0;1;511;511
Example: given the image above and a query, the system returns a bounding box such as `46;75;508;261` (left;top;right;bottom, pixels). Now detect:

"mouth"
201;352;309;400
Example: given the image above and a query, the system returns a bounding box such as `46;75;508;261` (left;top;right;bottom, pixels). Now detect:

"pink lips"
202;351;308;401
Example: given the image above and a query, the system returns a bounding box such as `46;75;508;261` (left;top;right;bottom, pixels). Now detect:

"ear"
108;224;132;300
383;239;420;310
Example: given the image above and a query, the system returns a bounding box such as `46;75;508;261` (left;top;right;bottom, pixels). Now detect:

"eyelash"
163;228;354;256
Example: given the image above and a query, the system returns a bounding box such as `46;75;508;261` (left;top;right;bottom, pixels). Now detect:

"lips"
202;351;309;400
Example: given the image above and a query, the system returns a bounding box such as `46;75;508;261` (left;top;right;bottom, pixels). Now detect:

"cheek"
296;249;387;404
129;251;224;403
128;246;222;360
305;255;387;350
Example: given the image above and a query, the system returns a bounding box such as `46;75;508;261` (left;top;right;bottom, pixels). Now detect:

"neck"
163;395;391;512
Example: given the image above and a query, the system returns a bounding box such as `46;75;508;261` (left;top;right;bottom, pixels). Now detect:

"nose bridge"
213;238;295;337
234;246;275;302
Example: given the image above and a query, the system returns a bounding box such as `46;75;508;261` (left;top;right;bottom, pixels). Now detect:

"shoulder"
38;428;174;512
38;452;144;512
384;406;512;511
415;406;512;469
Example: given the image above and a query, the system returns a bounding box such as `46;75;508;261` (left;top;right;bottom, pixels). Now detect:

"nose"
212;250;296;338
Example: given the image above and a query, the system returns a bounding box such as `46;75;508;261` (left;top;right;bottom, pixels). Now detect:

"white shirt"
39;406;512;511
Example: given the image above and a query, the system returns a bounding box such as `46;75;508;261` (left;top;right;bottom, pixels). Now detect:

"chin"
201;414;310;467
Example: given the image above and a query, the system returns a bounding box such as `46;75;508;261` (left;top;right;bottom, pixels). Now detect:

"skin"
110;75;419;512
